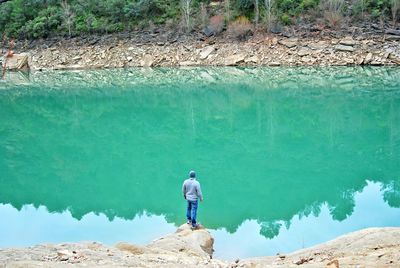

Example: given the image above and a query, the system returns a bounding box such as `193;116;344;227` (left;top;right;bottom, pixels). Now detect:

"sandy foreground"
0;225;399;268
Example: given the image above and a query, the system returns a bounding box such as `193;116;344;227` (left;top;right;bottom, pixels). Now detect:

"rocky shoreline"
1;226;399;267
2;30;400;71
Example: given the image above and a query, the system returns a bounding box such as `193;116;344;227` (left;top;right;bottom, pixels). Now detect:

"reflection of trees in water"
0;67;400;239
329;189;357;221
383;181;400;208
260;221;283;239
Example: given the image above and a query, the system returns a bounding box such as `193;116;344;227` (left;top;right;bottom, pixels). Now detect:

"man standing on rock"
182;170;203;230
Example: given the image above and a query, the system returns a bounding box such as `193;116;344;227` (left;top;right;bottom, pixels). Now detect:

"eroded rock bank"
3;32;400;71
0;224;221;268
0;227;399;267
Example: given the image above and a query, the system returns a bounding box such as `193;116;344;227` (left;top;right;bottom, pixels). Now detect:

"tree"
392;0;400;25
61;0;75;37
180;0;192;31
225;0;231;21
254;0;259;26
264;0;274;31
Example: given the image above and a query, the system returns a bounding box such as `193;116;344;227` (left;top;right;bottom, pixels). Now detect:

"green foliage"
274;0;319;23
0;0;181;38
300;0;319;9
0;0;397;39
363;0;393;18
280;13;292;24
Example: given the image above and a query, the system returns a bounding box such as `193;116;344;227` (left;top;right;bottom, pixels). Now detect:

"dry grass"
320;0;345;29
209;15;224;34
227;16;253;40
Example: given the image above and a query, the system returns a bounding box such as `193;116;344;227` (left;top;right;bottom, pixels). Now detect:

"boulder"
334;45;355;52
389;53;400;64
308;41;328;50
371;60;383;66
297;47;311;56
364;53;373;64
244;55;259;63
386;35;400;41
385;29;400;36
203;26;215;37
149;223;214;258
339;37;356;46
199;46;215;60
140;54;154;67
269;61;281;66
224;54;245;66
270;24;283;34
356;56;364;65
278;38;298;48
2;53;30;70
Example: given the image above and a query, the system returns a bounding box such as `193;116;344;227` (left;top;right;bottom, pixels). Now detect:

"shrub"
19;7;62;38
227;16;253;40
199;2;208;28
324;11;343;28
320;0;345;28
281;13;292;24
209;15;224;34
300;0;319;10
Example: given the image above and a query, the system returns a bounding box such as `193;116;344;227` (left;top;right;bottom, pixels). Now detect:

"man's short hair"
189;170;196;178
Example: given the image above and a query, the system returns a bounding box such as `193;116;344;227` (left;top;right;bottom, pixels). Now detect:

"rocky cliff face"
8;32;400;71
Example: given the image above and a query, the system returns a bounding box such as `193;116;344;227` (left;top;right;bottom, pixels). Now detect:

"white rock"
149;223;214;258
225;54;245;66
199;46;215;60
364;53;373;64
140;54;154;67
308;41;328;50
340;37;356;46
179;61;197;66
335;45;355;52
269;61;281;66
297;47;311;56
278;38;298;48
244;56;259;63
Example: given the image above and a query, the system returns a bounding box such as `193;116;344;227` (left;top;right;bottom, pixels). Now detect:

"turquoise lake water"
0;67;399;259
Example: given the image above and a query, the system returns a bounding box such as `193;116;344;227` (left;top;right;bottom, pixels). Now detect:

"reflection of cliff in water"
1;67;400;90
0;67;399;238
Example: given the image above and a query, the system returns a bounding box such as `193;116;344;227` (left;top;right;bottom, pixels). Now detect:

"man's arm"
182;181;186;199
197;183;203;202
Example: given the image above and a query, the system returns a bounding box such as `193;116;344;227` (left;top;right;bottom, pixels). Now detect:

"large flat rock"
2;53;30;70
239;227;400;267
149;223;214;258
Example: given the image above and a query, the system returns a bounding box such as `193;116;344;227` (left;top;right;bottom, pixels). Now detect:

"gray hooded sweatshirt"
182;178;203;201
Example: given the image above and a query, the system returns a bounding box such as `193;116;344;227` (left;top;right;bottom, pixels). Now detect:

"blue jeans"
186;200;198;227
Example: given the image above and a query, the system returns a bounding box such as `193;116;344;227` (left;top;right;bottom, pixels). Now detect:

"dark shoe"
191;224;200;230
